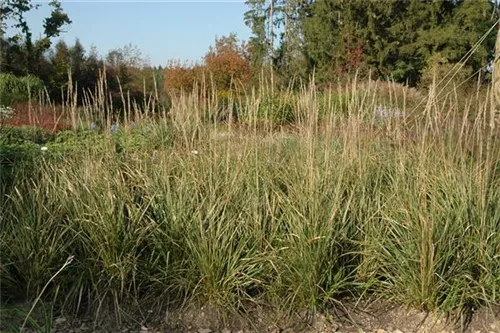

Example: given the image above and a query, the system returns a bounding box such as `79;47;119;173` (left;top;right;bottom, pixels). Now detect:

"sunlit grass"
1;77;499;329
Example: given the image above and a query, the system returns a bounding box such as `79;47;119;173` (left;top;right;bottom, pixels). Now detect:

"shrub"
0;126;55;145
0;73;45;106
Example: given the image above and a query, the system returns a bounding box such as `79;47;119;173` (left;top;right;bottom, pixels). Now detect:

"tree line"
1;0;166;108
244;0;499;87
1;0;498;109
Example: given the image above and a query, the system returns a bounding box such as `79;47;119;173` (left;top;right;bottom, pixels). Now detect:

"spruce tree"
271;0;498;86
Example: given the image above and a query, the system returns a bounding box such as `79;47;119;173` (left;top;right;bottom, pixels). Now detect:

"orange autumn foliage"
163;35;252;96
204;34;252;91
163;60;204;96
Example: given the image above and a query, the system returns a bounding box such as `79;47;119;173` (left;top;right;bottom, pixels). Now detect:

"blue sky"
15;0;252;66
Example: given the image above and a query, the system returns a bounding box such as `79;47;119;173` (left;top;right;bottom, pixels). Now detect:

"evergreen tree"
69;39;86;87
244;0;271;69
301;0;345;82
273;0;498;86
49;40;71;101
275;0;309;85
82;45;103;93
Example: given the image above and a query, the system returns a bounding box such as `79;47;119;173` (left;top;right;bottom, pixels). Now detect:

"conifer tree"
49;40;71;101
252;0;499;86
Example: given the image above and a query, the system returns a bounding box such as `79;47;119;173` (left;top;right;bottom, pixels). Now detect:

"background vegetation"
1;0;498;111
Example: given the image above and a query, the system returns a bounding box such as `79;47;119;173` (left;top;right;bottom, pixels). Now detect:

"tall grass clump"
1;70;499;329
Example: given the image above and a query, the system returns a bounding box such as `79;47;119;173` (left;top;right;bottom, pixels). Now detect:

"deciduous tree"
0;0;71;76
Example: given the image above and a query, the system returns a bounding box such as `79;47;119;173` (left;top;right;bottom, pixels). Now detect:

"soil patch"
38;301;500;333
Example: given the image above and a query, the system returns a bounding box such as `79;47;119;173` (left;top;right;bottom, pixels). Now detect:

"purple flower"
110;123;120;132
375;105;403;120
